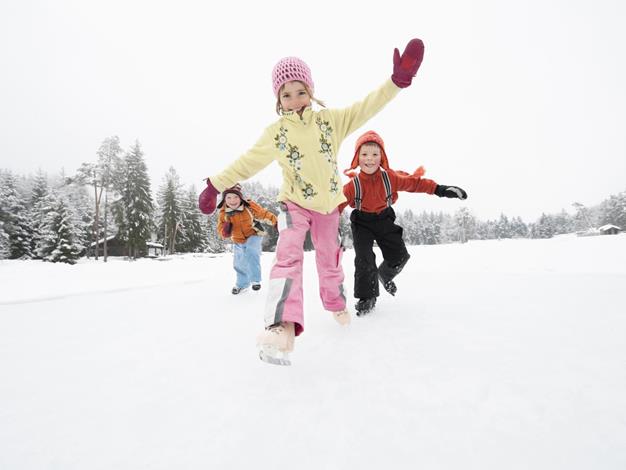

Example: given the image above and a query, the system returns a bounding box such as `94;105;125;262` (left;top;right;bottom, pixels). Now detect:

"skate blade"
258;345;291;366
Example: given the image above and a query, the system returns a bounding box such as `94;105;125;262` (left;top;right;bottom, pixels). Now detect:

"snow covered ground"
1;234;625;469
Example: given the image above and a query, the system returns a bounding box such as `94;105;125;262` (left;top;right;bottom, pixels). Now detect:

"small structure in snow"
598;224;621;235
146;242;165;257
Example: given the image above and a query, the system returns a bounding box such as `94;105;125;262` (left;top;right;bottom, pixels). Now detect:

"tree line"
2;136;625;263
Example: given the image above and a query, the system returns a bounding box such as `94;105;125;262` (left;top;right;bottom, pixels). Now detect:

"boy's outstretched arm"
434;184;468;200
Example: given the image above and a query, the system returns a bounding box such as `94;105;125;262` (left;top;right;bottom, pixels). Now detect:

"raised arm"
199;127;276;215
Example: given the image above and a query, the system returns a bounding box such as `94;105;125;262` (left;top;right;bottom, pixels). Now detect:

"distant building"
146;242;164;257
89;235;125;257
598;224;622;235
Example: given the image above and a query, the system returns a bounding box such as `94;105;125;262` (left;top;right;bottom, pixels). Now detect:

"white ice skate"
331;308;351;326
257;321;295;366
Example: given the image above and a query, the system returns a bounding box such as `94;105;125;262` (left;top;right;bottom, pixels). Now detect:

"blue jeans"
233;236;262;289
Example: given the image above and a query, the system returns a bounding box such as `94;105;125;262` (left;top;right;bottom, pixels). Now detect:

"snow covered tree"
532;213;556;239
96;136;123;260
494;214;512;239
157;167;185;254
177;186;207;253
599;191;626;229
510;216;529;238
28;170;54;258
0;170;34;259
572;202;595;232
0;221;9;258
113;141;154;259
454;207;476;243
39;197;81;264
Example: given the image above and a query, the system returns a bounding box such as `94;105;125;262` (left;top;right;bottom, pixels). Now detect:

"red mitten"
221;222;233;238
391;38;425;88
198;179;220;215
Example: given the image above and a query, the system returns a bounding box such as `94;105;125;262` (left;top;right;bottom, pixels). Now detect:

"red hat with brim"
343;131;390;178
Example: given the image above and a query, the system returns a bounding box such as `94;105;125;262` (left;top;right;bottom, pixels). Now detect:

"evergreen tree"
454;207;476;243
39;197;81;264
510;216;529;238
28;170;54;258
97;136;124;260
178;186;207;253
115;141;154;259
0;219;9;259
599;191;626;229
0;170;34;259
157;167;184;254
495;214;512;239
533;213;556;239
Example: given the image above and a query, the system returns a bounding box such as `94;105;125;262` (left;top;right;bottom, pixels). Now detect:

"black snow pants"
350;207;410;299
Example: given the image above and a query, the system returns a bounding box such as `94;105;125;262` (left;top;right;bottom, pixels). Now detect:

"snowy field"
1;234;625;470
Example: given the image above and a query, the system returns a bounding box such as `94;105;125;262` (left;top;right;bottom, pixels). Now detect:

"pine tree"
39;197;81;264
534;213;556;239
0;170;34;259
97;136;123;260
178;186;207;253
157;167;184;255
599;191;626;229
0;219;10;259
28;170;54;258
116;141;154;259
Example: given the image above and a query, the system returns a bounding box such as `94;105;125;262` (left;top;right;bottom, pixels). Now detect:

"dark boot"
252;283;261;291
378;254;410;296
355;297;377;316
232;286;248;295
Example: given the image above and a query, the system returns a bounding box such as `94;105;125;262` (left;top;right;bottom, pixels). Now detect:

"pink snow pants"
264;201;346;336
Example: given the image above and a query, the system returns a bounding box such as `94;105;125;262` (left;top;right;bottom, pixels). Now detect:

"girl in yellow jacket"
217;185;277;295
199;38;425;365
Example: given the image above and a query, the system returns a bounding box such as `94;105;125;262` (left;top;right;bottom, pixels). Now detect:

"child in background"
199;38;425;365
217;185;277;295
341;130;467;315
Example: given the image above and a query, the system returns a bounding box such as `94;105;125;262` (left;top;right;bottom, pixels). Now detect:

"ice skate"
231;286;248;295
355;297;377;316
331;308;351;326
257;321;295;366
252;283;261;291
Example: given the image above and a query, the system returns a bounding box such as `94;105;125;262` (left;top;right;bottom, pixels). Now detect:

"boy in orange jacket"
341;131;467;315
217;185;278;294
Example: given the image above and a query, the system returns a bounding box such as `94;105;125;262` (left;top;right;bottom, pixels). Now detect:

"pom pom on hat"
272;57;315;98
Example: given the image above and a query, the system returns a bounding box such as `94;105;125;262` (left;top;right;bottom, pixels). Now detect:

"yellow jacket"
217;199;277;245
210;79;400;214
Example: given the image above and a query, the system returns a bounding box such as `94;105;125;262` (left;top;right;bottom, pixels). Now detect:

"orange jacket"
340;168;437;214
217;199;277;244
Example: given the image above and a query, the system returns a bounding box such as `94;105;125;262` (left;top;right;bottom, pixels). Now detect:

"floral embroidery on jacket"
274;127;288;151
274;126;318;200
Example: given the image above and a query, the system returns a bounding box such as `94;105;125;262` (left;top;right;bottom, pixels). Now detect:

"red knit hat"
217;184;245;208
343;130;426;179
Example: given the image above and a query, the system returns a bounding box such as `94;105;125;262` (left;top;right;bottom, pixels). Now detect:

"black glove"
435;185;467;200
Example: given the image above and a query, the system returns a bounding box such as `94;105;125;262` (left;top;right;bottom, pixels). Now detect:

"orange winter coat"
340;168;438;214
217;199;277;244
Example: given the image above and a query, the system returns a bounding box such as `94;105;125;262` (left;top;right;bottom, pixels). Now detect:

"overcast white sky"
1;0;625;221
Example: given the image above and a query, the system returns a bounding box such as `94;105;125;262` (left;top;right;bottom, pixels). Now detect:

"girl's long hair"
275;82;326;115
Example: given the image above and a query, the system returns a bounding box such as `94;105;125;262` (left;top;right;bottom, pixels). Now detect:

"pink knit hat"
272;57;314;97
